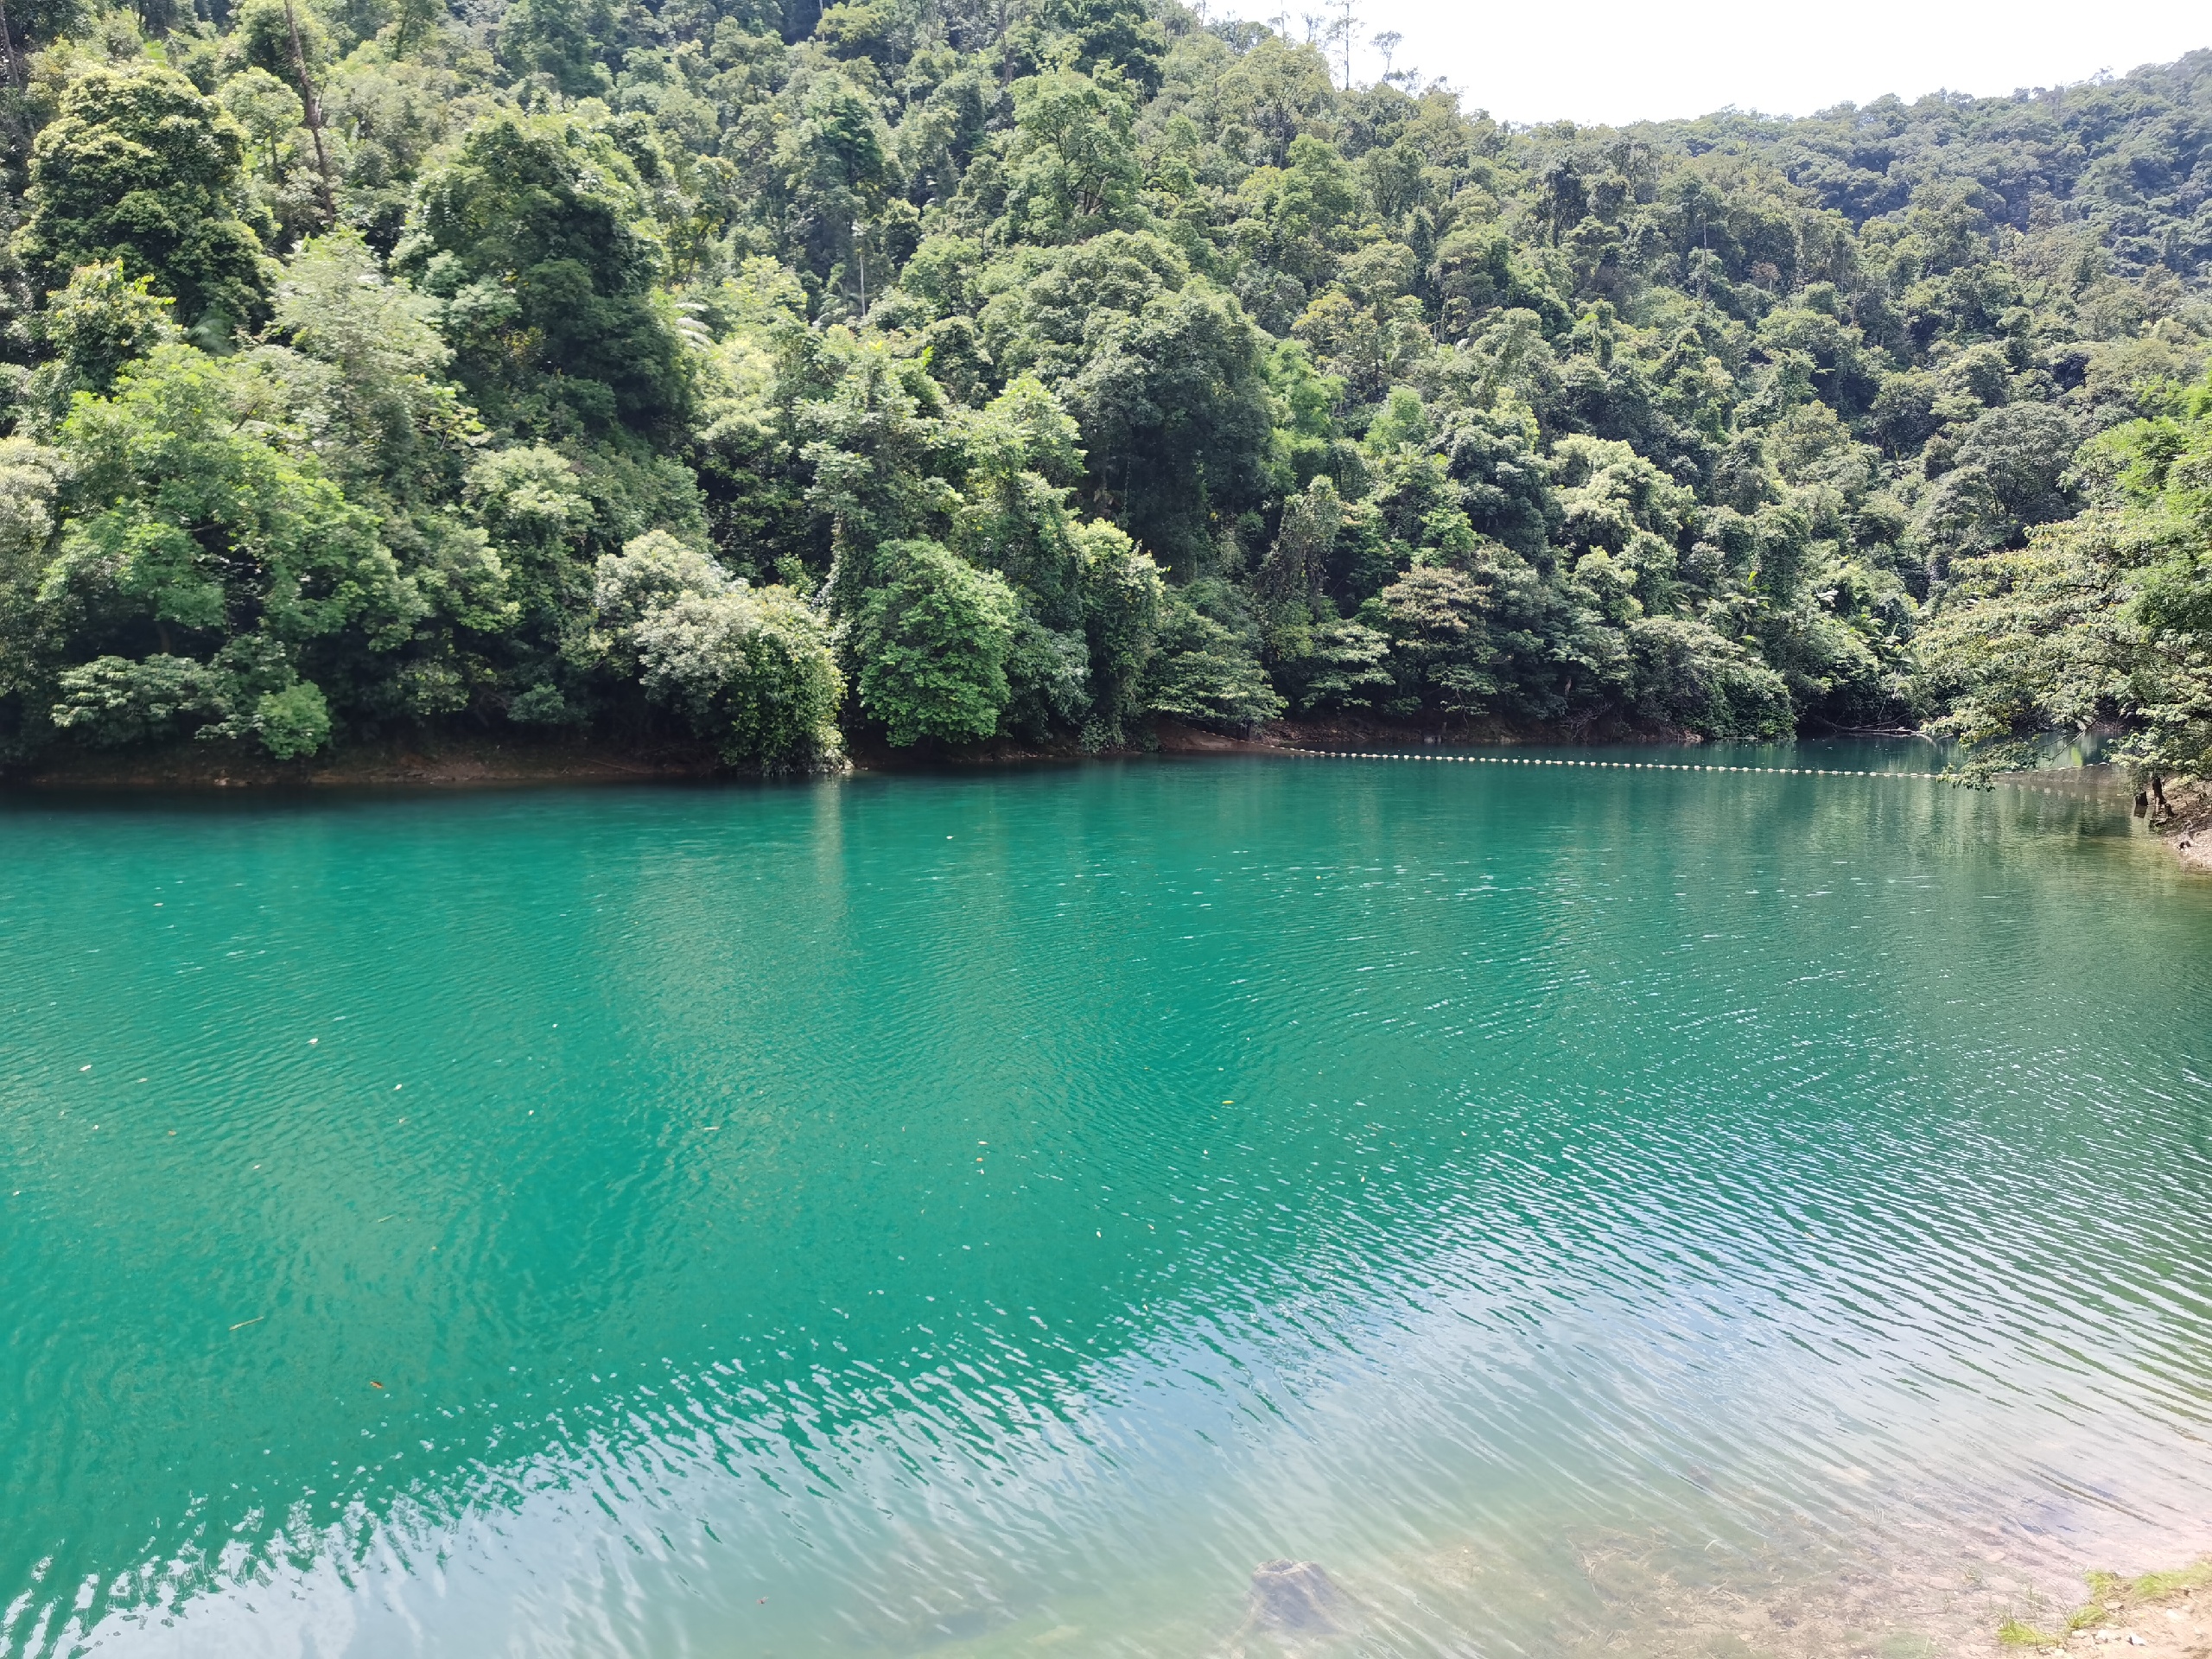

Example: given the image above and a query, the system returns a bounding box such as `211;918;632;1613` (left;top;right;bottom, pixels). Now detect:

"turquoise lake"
3;747;2210;1656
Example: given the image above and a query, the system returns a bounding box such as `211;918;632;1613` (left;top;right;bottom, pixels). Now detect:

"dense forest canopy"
0;0;2206;776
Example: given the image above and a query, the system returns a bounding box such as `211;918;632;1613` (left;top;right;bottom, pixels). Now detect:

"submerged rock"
1248;1559;1343;1633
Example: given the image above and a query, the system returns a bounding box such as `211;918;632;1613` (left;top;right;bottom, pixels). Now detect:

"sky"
1247;0;2212;126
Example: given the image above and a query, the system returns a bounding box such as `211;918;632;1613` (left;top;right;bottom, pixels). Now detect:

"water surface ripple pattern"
2;746;2209;1656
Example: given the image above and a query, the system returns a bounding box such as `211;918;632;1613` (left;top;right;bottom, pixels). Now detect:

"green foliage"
51;344;409;645
1916;369;2212;779
18;64;272;333
253;679;334;758
2;1;2210;771
218;67;305;179
1067;285;1275;572
496;0;616;96
48;649;337;760
1030;0;1163;93
803;333;961;592
270;231;480;504
779;72;896;295
1913;404;2081;562
594;530;843;765
50;652;230;747
1142;579;1283;731
395;110;683;430
28;262;182;417
1626;616;1796;737
851;537;1019;745
18;344;410;758
1004;68;1141;245
1071;518;1161;741
223;0;330;82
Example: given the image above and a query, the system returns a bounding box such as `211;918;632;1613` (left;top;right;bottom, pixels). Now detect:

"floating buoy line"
1276;747;1945;779
1261;748;2128;802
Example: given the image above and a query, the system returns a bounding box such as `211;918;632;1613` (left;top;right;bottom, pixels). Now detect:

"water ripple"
1;752;2209;1656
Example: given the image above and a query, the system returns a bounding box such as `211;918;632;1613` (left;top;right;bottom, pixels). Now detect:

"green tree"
1913;404;2082;564
464;443;592;633
217;67;304;178
1625;616;1795;737
777;72;896;292
24;261;181;421
1141;579;1282;730
1067;287;1274;573
1002;67;1141;245
801;334;961;603
1031;0;1163;94
1233;133;1363;298
1072;518;1161;741
10;0;2212;780
954;374;1086;620
269;231;477;499
495;0;615;95
36;346;417;756
395;109;685;430
18;64;273;333
851;537;1018;745
593;529;843;765
1916;374;2212;779
223;0;331;81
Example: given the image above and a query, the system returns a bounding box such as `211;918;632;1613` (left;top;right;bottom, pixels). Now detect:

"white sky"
1283;0;2212;126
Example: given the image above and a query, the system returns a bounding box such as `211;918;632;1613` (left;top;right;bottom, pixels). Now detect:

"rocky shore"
2152;780;2211;874
2005;1559;2210;1655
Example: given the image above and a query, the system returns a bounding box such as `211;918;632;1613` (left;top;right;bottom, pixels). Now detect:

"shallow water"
3;745;2209;1657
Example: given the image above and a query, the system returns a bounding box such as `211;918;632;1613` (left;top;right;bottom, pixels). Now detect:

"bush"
1141;584;1285;730
594;531;843;766
1626;617;1796;738
49;654;336;758
50;654;228;748
252;681;333;759
851;539;1019;746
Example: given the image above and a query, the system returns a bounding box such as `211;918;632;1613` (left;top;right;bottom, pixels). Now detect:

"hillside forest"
0;0;2207;778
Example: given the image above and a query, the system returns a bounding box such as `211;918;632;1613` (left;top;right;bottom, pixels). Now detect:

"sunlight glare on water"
3;745;2210;1656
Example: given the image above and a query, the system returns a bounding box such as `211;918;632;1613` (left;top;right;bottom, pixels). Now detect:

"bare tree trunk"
283;0;338;225
0;0;38;316
0;0;21;99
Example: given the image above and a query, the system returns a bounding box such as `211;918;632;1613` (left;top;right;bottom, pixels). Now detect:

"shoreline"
6;723;2203;876
1999;1557;2211;1655
2154;781;2211;874
0;714;1708;792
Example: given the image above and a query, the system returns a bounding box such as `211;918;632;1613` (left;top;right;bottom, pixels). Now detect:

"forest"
0;0;2204;777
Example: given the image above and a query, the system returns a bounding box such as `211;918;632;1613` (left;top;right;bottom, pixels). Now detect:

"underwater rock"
1248;1559;1343;1633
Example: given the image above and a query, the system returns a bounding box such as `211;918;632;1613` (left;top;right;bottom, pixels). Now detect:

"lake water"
4;746;2210;1657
